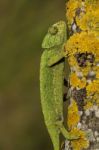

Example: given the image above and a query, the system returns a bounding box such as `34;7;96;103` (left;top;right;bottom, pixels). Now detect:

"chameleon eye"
48;26;58;35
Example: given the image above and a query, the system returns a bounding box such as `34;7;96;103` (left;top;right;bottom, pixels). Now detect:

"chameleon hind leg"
47;126;60;150
55;120;79;140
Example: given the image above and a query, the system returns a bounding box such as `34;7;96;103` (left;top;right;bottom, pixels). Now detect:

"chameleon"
40;21;78;150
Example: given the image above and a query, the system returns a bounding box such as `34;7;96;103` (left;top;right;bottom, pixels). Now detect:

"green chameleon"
40;21;78;150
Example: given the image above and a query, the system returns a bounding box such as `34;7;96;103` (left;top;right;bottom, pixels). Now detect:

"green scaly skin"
40;21;78;150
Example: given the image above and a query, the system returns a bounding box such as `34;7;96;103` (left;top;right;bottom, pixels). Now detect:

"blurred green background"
0;0;66;150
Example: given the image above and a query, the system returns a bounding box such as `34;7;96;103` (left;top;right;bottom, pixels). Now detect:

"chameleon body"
40;21;77;150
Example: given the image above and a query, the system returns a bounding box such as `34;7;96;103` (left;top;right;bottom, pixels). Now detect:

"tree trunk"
63;0;99;149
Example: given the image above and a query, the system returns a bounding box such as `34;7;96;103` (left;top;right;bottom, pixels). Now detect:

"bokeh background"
0;0;66;150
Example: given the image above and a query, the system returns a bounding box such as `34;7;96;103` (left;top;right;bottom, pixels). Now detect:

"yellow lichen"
70;72;86;88
86;80;99;96
66;0;82;24
70;73;80;87
76;8;99;35
67;99;80;129
81;66;91;77
84;101;93;110
70;128;89;150
78;78;86;89
65;32;99;56
68;55;78;67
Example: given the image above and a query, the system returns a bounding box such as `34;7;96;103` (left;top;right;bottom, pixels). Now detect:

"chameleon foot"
60;126;80;140
66;134;80;140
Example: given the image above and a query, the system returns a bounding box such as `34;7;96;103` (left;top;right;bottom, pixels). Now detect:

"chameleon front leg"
47;45;65;66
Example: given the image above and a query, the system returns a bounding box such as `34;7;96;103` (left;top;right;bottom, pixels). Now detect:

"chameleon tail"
48;127;60;150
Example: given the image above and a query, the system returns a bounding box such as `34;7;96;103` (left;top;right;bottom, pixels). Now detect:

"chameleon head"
42;21;66;49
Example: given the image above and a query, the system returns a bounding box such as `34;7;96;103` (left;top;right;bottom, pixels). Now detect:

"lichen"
64;0;99;149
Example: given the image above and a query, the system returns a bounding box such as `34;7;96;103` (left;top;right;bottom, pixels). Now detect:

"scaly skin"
40;21;78;150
